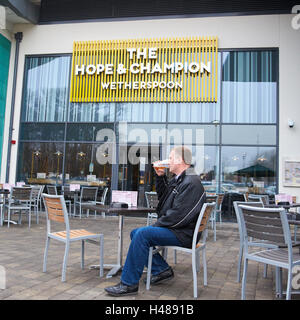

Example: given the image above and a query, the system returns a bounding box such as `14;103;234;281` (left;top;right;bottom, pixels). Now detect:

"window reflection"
65;143;111;189
221;146;276;195
68;103;115;122
21;56;70;122
222;50;277;123
116;103;167;122
17;142;64;185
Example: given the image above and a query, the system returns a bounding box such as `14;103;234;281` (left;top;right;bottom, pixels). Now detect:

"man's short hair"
172;146;192;165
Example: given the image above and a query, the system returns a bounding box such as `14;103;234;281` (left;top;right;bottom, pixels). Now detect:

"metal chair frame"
42;193;104;282
206;195;217;241
30;185;44;224
5;187;33;228
233;201;275;283
95;187;109;218
145;191;159;226
238;204;300;300
74;187;98;219
47;185;58;195
146;202;215;298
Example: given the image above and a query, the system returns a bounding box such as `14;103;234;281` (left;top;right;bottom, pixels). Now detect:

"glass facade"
17;49;278;208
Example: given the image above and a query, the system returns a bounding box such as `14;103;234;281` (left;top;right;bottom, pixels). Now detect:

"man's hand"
153;161;166;176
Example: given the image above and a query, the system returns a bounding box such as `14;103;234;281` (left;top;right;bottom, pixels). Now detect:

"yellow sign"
70;37;218;103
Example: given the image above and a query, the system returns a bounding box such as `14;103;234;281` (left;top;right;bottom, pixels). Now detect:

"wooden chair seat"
51;229;98;240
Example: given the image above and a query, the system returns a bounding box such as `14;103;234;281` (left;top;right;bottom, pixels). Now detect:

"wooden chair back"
43;194;66;223
198;203;215;233
191;202;215;248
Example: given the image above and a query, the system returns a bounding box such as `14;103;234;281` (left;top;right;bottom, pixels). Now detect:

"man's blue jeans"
121;226;182;286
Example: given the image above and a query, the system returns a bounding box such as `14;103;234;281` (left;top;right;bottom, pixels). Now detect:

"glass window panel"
64;143;111;189
68;103;115;122
116;103;167;122
167;124;219;145
198;146;219;192
222;50;277;123
16;142;64;185
222;125;276;145
66;123;115;142
119;123;168;145
221;146;276;194
168;52;221;123
20;123;65;141
21;56;71;122
168;102;220;123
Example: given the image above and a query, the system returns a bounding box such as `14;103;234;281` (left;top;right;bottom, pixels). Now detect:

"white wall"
278;15;300;200
2;14;300;199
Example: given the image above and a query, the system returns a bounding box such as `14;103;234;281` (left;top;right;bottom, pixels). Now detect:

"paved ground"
0;211;298;300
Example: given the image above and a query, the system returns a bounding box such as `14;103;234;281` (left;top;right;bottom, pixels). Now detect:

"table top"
81;203;156;215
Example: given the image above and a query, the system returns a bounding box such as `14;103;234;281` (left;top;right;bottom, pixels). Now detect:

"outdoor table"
80;203;156;278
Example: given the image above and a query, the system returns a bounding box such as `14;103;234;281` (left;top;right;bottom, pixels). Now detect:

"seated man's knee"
132;226;154;241
130;227;143;240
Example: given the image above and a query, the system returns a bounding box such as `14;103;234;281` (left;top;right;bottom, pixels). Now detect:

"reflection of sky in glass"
27;57;70;89
221;146;276;174
222;51;277;123
23;56;71;122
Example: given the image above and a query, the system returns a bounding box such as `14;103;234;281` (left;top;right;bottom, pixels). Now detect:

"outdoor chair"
42;193;104;282
74;187;98;219
30;185;44;224
146;202;215;298
95;187;109;218
5;187;33;228
145;191;159;226
206;195;217;241
233;201;275;282
47;185;58;195
0;194;5;226
238;204;300;300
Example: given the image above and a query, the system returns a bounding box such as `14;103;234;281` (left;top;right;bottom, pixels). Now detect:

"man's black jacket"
153;168;206;248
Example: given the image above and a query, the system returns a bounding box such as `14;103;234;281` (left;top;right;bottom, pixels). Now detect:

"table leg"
90;214;124;278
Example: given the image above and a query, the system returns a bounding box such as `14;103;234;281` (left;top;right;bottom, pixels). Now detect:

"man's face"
169;150;183;174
